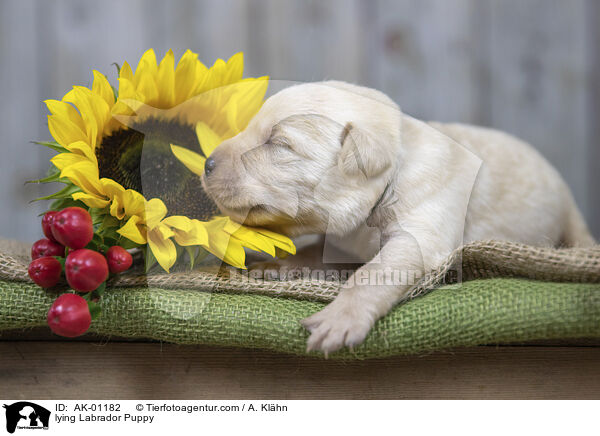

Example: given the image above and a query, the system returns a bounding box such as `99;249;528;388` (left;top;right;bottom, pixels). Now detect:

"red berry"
42;211;58;241
47;294;91;337
106;246;133;274
31;238;65;260
65;249;108;292
51;207;94;249
28;257;62;288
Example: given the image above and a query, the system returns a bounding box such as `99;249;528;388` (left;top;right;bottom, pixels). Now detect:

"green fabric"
1;277;598;359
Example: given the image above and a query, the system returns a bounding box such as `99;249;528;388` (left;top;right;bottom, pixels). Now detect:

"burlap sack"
1;238;598;358
3;239;598;302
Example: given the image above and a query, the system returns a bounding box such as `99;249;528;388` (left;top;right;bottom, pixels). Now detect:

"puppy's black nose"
205;157;216;176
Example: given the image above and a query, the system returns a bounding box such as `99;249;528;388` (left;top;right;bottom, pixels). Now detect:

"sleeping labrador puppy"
201;81;596;354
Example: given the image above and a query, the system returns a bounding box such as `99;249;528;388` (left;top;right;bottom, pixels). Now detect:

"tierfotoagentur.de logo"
3;402;50;434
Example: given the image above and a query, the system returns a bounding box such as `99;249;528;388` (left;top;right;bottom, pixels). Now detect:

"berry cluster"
28;207;133;337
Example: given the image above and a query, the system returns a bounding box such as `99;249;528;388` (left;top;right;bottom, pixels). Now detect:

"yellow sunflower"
43;49;295;271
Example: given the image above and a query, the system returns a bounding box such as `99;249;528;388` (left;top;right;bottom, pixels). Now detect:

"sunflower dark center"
96;117;220;220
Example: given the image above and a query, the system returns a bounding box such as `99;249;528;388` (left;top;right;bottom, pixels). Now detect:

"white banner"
0;400;597;435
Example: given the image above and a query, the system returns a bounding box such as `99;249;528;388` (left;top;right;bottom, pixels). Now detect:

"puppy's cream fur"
203;81;596;354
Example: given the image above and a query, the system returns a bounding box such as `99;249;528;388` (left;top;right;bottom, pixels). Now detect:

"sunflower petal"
157;49;175;108
148;227;177;272
200;217;244;268
170;144;206;176
163;216;209;246
50;152;89;171
47;114;88;147
92;70;115;107
136;71;159;104
222;217;244;234
119;61;134;82
109;198;126;220
63;87;110;147
162;215;192;232
65;140;97;164
144;198;168;229
222;239;247;269
200;58;227;94
134;48;158;86
202;216;228;232
59;161;104;197
255;228;296;254
184;219;210;246
118;215;147;244
223;218;277;257
100;178;125;196
175;50;199;104
195;122;223;157
72;192;110;209
111;98;143;121
110;101;137;121
44;99;85;132
204;228;232;262
230;229;276;257
225;52;244;84
230;77;269;131
101;180;127;220
117;77;138;102
122;189;147;217
156;223;175;240
63;88;97;133
225;92;241;134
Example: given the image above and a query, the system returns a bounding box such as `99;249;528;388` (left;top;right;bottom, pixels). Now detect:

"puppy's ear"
338;122;392;178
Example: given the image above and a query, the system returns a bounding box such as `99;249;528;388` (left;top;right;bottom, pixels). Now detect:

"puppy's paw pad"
300;310;328;331
302;296;374;354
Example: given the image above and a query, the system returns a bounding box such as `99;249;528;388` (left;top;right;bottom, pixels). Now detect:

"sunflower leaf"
103;235;119;247
99;226;120;241
194;247;209;267
85;233;104;251
94;281;106;298
185;246;199;270
143;246;158;273
26;163;68;185
110;63;120;98
87;300;102;320
32;140;68;154
25;166;67;185
32;184;81;202
53;256;66;269
49;197;87;212
89;207;107;229
118;237;142;250
174;244;186;270
97;215;120;237
26;173;67;185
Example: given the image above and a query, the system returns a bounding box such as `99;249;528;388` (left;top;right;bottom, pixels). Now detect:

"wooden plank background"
0;0;597;242
1;342;599;399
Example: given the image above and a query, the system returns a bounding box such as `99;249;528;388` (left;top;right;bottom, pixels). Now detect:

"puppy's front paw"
301;292;375;356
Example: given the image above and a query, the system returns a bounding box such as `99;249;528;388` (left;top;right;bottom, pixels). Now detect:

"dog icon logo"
3;402;50;434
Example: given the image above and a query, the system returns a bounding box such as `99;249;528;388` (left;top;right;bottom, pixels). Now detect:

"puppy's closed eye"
267;137;291;149
268;124;293;149
241;136;296;173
